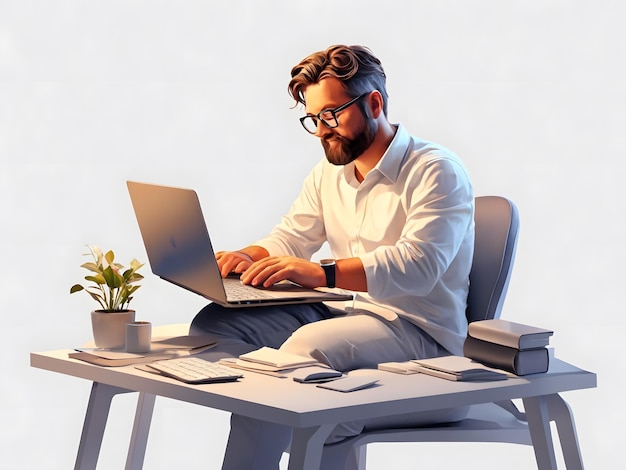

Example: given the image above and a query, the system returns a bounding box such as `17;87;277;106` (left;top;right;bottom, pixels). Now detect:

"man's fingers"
217;252;253;277
241;257;283;286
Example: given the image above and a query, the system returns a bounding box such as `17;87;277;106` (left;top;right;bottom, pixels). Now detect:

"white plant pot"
91;310;136;349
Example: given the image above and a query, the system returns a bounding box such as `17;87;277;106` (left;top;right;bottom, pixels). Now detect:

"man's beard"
321;118;377;166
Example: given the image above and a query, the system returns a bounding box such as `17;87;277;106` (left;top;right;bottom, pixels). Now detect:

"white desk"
30;331;596;470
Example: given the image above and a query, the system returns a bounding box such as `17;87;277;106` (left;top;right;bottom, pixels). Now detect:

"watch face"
320;258;335;266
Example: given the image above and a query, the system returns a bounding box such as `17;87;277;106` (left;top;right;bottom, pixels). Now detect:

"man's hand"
240;256;325;289
215;245;271;278
215;251;255;277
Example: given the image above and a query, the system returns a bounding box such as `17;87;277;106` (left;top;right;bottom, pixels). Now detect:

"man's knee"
189;303;227;335
280;320;358;369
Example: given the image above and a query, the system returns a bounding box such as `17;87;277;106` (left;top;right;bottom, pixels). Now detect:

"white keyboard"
146;357;243;384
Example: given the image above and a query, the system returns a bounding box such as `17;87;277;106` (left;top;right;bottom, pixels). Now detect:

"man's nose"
314;122;332;138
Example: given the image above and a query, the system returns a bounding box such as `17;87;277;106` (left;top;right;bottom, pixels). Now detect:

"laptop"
126;181;353;308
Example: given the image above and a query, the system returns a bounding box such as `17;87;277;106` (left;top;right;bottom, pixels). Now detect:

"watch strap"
320;259;336;289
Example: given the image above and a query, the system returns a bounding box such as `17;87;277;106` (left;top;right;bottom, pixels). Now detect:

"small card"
316;376;379;392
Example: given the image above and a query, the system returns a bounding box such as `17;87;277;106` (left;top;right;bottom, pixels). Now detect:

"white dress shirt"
255;124;474;355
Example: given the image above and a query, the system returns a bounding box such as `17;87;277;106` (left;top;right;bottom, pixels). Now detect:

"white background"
1;1;622;468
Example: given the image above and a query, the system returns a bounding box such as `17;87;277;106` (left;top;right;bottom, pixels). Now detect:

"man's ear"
366;90;384;119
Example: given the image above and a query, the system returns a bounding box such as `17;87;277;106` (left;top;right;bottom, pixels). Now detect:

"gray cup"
125;321;152;353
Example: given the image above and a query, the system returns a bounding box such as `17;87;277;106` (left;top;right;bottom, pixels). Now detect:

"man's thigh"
189;302;333;349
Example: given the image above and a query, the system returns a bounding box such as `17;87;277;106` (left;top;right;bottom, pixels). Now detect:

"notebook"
127;181;354;308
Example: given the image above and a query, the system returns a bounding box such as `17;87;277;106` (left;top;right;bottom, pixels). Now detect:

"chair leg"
125;392;156;470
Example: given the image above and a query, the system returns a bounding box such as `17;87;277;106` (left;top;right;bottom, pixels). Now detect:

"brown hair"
288;45;388;116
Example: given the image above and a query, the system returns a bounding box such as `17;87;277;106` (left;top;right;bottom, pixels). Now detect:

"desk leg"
523;394;584;470
546;394;584;470
125;392;156;470
75;382;132;470
288;424;334;470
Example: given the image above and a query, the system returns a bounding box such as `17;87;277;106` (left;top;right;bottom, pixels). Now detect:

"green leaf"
70;284;84;294
130;259;144;271
126;285;141;295
122;268;133;282
80;262;102;274
102;266;123;288
85;274;106;285
105;250;115;265
127;273;144;284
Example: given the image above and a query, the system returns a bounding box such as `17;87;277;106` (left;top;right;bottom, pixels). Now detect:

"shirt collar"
375;123;410;183
343;123;410;184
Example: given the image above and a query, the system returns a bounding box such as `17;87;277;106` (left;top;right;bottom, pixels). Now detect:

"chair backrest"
466;196;520;323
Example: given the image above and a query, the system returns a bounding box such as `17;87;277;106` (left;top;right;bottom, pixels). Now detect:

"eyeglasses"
299;92;370;134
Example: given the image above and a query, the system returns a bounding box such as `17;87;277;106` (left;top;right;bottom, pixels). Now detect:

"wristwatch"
320;259;336;288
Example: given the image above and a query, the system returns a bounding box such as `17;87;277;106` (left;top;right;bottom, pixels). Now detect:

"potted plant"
70;245;145;349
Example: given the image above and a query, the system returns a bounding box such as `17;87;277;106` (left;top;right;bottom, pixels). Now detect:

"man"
191;44;474;469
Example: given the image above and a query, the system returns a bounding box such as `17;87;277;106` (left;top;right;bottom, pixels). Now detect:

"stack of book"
463;319;554;376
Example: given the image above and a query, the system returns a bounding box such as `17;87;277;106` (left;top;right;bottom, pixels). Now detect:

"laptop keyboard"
224;282;275;300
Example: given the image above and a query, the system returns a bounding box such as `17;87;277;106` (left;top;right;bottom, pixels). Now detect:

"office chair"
322;195;526;470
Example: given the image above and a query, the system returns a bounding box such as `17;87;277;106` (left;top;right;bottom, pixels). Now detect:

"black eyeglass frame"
299;92;370;134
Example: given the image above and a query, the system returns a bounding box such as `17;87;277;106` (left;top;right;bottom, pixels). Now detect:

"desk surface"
30;347;596;429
